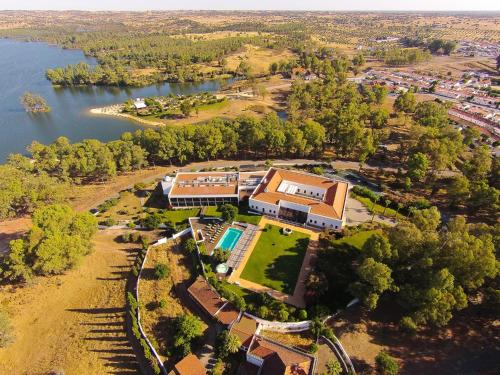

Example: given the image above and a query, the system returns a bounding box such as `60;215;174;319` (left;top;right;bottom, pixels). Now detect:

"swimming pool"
215;228;243;251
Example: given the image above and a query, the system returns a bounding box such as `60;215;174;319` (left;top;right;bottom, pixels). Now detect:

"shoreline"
89;104;164;127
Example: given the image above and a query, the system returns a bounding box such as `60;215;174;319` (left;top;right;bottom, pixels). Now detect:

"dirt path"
0;231;139;375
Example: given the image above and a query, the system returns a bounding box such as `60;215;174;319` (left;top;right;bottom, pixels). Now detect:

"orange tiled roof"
216;303;240;325
173;353;206;375
251;168;348;219
248;336;313;375
187;277;225;316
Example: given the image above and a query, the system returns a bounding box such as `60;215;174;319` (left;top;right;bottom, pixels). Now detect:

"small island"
20;92;51;113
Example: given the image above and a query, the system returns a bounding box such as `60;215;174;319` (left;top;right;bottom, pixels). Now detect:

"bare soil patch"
331;304;499;375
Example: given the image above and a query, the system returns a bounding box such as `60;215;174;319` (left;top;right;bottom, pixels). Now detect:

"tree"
428;39;444;54
173;314;204;352
184;238;197;254
469;182;499;210
154;263;170;279
0;310;14;348
180;100;192;117
219;204;238;223
462;145;492;182
362;233;395;261
407;152;429;182
350;257;394;310
142;212;163;230
394;90;416;114
376;351;399;375
323;358;343;375
216;331;241;359
373;84;389;104
462;126;480;146
20;92;50;112
442;41;457;55
2;204;97;281
448;175;470;207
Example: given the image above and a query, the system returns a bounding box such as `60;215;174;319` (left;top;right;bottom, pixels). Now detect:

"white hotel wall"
306;212;343;230
249;197;344;229
248;198;279;216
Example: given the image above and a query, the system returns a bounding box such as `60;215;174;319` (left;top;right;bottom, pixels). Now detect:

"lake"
0;39;233;162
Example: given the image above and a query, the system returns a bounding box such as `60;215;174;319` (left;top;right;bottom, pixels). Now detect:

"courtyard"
228;218;319;308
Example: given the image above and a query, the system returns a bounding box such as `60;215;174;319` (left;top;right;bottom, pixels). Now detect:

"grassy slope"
240;224;310;294
351;193;404;220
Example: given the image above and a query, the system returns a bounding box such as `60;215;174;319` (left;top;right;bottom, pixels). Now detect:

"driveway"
345;196;397;227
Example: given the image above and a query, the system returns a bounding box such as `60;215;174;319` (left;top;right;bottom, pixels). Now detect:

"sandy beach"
89;104;164;126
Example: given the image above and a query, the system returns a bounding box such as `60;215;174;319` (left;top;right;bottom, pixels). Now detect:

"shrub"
130;232;142;243
351;185;380;202
127;221;136;229
400;316;418;334
309;343;319;353
98;198;118;212
132;265;139;277
142;212;163;230
184;238;197;254
219;204;238;223
258;306;269;319
278;309;289;321
121;233;131;243
0;310;14;348
159;299;167;309
298;309;308;320
311;166;324;175
127;292;138;310
103;217;117;227
376;351;399;375
154;263;170;279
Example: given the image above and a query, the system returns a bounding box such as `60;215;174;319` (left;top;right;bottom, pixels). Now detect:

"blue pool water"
216;228;243;251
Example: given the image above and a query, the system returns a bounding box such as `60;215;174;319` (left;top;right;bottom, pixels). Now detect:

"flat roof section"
251;168;348;220
170;171;239;197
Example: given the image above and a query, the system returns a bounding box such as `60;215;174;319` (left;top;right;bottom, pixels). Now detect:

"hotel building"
162;168;349;229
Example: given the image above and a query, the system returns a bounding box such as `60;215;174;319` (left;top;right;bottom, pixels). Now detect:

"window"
335;225;338;229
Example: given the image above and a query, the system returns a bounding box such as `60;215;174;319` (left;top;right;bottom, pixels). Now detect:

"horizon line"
2;9;500;12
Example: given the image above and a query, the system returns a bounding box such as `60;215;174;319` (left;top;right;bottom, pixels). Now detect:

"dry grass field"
226;45;296;76
139;240;205;364
0;231;141;374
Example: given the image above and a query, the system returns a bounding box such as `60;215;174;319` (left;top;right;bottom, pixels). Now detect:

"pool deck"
227;217;320;308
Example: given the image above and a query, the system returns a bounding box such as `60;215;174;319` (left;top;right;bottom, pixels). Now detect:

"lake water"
0;39;233;162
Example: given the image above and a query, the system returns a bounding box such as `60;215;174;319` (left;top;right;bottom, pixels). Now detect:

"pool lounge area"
215;227;243;251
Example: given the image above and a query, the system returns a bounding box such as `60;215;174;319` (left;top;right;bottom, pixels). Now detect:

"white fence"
134;227;192;375
244;312;311;333
135;242;168;375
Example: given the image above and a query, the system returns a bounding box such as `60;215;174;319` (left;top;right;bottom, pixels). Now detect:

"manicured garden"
240;224;310;294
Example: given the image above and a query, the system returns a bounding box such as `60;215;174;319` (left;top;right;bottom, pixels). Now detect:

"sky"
1;0;499;11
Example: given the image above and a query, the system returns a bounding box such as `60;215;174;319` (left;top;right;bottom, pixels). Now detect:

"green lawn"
240;224;310;294
204;205;262;225
332;229;381;250
160;208;200;226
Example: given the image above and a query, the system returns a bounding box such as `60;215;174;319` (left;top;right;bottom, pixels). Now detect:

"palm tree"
383;199;391;216
371;196;380;223
395;202;403;217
